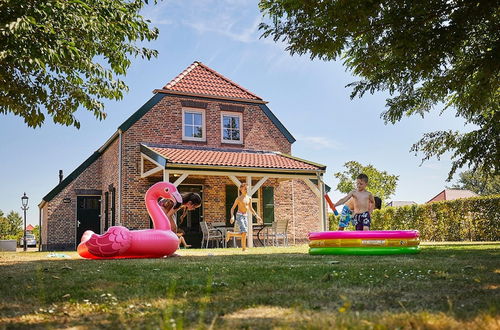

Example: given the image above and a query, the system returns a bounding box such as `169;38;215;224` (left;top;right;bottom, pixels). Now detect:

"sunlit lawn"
1;243;499;329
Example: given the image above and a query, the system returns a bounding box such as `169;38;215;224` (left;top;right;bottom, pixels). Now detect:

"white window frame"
220;111;243;144
182;108;206;142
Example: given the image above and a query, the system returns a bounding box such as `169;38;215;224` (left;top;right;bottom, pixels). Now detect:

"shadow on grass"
1;245;499;328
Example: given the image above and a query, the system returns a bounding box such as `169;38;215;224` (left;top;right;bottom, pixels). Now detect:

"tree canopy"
259;0;499;180
451;167;500;195
334;161;399;205
0;210;22;239
0;0;159;128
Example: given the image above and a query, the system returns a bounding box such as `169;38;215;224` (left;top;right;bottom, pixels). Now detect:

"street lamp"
21;193;29;251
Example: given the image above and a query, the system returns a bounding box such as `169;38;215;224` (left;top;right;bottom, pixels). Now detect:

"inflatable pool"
309;246;420;255
309;238;420;248
309;230;419;240
308;230;421;255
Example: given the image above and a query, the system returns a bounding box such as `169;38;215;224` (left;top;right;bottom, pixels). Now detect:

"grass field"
1;243;499;329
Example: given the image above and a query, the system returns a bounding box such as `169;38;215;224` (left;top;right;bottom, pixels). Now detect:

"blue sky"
0;0;470;226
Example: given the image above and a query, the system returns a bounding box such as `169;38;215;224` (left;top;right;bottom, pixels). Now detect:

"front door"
76;196;101;245
176;185;203;248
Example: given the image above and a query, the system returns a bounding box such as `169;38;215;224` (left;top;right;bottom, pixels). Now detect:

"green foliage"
0;210;23;239
334;161;398;204
371;195;500;241
259;0;500;180
451;167;500;195
32;225;40;242
0;0;159;128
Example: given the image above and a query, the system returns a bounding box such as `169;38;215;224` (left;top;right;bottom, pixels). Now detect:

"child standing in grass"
227;183;263;251
335;174;375;231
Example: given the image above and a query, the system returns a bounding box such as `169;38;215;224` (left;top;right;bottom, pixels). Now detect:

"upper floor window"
221;112;243;144
182;108;206;142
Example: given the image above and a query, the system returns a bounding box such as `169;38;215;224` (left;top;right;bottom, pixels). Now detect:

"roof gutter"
165;163;325;175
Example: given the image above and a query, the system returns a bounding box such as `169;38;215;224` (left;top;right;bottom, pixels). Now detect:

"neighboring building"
26;224;35;232
386;201;417;207
426;189;478;203
39;61;327;251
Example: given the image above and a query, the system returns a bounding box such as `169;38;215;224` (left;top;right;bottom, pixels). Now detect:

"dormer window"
221;112;243;144
182;108;206;142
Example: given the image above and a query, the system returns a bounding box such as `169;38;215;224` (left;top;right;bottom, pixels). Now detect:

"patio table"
252;224;270;247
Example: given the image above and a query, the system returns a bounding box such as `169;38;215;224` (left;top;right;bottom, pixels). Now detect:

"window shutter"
263;186;274;224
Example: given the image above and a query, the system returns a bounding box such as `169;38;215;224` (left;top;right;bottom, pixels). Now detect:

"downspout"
317;173;327;231
38;204;42;252
118;129;122;225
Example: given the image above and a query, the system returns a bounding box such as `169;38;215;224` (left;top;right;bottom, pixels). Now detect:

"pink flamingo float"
77;182;183;259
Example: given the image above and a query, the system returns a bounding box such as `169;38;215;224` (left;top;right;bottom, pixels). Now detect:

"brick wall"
44;158;102;250
120;95;293;228
100;138;120;230
274;179;322;243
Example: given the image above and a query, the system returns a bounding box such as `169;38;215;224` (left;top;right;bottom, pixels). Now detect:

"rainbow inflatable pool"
308;230;421;255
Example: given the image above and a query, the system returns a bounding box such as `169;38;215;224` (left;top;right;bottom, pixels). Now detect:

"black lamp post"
21;192;29;251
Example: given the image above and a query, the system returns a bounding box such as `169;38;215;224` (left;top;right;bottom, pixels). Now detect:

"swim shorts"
338;205;352;228
353;211;371;230
235;212;248;233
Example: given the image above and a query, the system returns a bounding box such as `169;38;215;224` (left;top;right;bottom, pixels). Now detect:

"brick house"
39;61;327;251
426;189;478;203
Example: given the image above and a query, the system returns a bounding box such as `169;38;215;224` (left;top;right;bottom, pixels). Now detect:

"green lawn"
1;244;499;329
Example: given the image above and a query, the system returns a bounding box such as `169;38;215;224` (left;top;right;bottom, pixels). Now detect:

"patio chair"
200;221;224;248
266;220;289;246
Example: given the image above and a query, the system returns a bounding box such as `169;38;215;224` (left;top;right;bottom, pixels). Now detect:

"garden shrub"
328;195;499;241
371;195;500;241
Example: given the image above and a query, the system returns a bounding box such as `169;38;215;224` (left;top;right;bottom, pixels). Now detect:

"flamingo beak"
171;190;183;209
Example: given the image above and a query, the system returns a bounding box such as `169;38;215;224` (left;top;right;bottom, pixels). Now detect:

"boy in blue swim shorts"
338;199;354;231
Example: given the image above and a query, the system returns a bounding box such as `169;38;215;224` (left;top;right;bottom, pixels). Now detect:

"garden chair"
200;221;224;248
266;220;289;246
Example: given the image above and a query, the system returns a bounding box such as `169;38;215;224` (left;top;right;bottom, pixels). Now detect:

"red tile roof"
161;61;263;101
426;189;478;203
145;145;324;171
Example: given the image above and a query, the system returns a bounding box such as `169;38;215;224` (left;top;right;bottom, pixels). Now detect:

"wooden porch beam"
248;176;269;196
228;175;241;187
173;173;189;187
302;178;321;198
141;166;163;178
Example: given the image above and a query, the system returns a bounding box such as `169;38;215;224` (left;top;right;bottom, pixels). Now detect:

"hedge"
329;195;500;241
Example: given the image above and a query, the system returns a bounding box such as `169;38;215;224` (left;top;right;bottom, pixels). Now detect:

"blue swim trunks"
353;211;371;231
235;212;248;233
338;205;352;228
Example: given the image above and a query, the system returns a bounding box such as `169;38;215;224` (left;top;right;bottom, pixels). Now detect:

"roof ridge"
195;61;262;100
164;61;200;90
162;61;263;101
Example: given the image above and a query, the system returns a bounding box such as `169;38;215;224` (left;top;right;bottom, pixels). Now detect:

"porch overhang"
139;143;325;180
139;143;329;237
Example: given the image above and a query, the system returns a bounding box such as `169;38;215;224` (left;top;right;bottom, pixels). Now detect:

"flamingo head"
149;182;183;209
